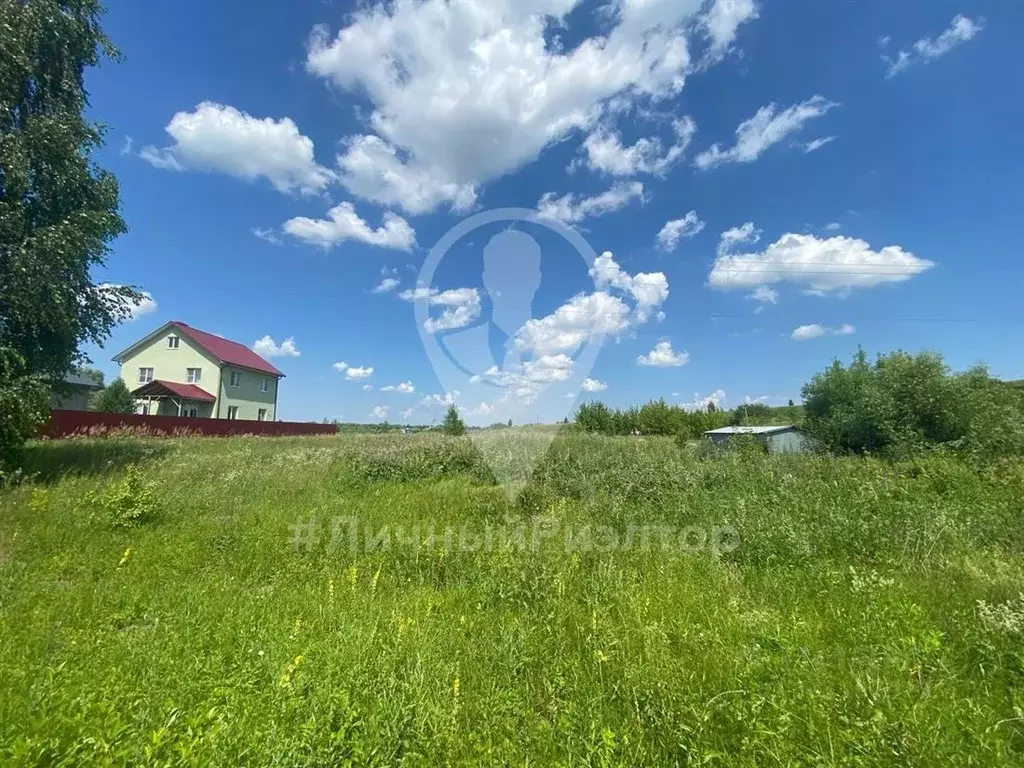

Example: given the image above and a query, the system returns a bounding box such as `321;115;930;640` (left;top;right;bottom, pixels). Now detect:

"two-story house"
112;321;284;421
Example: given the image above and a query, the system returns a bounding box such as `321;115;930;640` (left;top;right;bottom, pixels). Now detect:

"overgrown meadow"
1;431;1023;765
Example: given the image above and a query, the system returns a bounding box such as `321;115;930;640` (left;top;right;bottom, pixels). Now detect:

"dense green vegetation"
2;431;1023;764
1;0;139;478
574;397;802;438
803;350;1024;458
92;377;136;413
576;350;1024;462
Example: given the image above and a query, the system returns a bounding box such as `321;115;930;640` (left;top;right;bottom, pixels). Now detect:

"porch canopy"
133;379;215;416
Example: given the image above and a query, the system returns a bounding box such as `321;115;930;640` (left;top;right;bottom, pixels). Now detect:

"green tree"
802;348;1023;457
0;349;49;481
732;402;772;426
92;377;135;413
2;0;140;469
441;404;466;436
71;365;104;386
575;401;613;434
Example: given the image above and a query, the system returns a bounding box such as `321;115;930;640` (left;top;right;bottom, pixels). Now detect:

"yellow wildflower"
118;548;133;568
279;654;304;688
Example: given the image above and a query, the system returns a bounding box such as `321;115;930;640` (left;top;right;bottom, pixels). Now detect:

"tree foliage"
576;399;730;438
1;0;136;473
802;349;1024;458
442;404;466;436
92;377;135;413
0;348;49;482
75;365;104;386
1;0;139;380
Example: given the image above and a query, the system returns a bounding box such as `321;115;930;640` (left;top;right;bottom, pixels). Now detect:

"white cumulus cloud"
283;202;415;251
790;323;827;340
305;0;755;213
537;181;646;225
372;277;401;294
370;405;389;419
333;361;374;379
381;381;416;394
637;339;689;367
140;102;334;194
695;95;838;170
709;230;935;295
253;335;301;358
656;210;705;251
399;287;482;334
790;323;856;340
582;378;608;392
579;116;697;176
514;252;667;358
515;291;633;357
680;388;726;411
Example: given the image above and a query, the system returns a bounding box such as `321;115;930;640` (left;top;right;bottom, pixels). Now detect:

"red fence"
41;410;337;438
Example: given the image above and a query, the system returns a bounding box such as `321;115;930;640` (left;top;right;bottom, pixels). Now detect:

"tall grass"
1;432;1022;765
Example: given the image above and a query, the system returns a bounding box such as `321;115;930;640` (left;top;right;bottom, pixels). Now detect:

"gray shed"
50;371;102;411
703;425;815;454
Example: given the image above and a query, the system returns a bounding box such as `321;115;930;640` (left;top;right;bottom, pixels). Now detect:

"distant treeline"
574;399;802;438
575;349;1024;459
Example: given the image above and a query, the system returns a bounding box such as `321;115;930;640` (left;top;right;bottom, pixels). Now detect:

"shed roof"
703;425;798;435
62;371;103;389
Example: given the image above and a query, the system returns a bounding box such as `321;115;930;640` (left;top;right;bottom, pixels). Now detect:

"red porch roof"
134;379;217;402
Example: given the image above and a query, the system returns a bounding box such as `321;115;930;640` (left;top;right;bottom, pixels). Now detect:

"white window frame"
260;378;268;393
186;367;202;384
138;367;154;384
167;335;179;350
227;406;239;420
183;404;199;418
257;408;267;421
229;370;241;387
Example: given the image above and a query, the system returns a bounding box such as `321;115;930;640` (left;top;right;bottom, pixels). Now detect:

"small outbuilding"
703;425;816;454
50;371;103;411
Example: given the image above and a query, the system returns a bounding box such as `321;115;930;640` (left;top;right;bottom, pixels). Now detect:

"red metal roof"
134;379;217;402
171;322;284;377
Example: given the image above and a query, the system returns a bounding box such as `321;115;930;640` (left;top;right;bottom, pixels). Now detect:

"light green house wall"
216;365;277;421
117;327;277;420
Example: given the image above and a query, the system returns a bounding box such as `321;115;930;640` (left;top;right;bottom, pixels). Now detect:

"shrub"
0;348;49;484
87;464;157;528
92;378;137;413
802;348;1024;458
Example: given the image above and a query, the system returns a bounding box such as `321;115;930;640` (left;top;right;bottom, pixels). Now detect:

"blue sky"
84;0;1023;423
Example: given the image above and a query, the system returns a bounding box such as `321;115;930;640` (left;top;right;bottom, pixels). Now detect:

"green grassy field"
2;432;1023;765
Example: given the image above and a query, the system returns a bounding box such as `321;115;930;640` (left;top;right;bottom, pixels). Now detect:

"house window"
260;378;268;393
167;335;179;350
229;370;241;387
138;367;154;384
183;404;199;418
227;406;239;420
186;367;202;384
257;408;267;421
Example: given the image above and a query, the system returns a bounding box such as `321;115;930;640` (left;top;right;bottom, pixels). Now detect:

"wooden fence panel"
41;410;337;438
